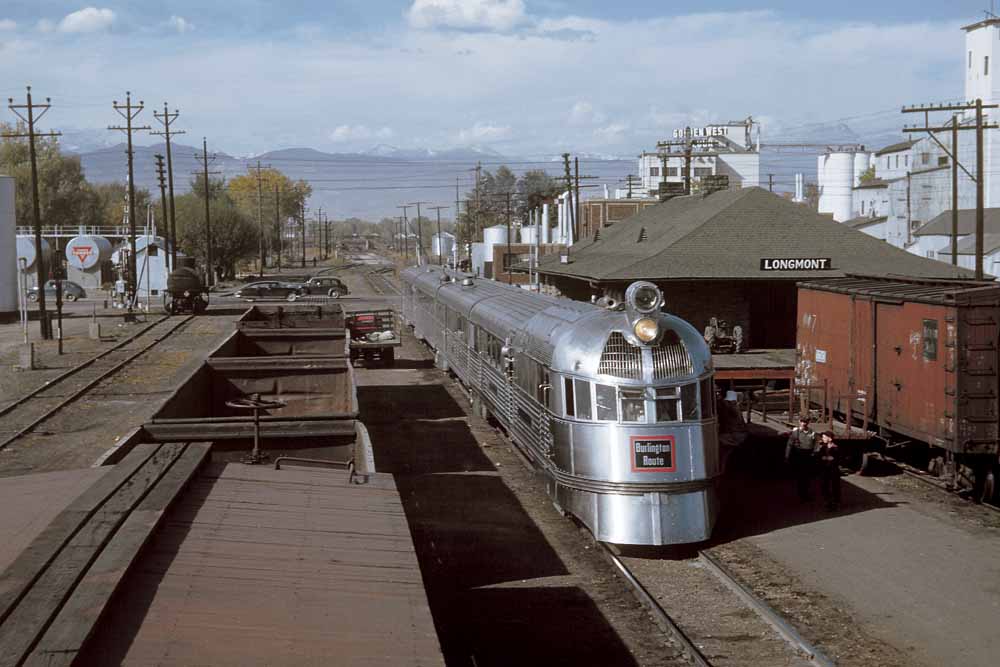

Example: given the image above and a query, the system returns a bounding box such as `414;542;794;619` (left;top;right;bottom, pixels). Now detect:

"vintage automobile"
27;280;87;302
302;276;350;298
233;281;306;302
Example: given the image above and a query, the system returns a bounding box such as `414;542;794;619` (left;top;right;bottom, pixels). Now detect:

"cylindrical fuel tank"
16;236;52;272
167;266;203;294
520;225;539;244
65;235;112;271
432;232;455;258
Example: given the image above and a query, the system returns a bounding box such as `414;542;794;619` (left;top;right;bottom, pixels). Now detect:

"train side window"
681;383;699;421
655;387;680;422
923;320;938;361
595;384;618;421
564;378;575;417
574;380;593;420
700;378;715;418
621;389;646;423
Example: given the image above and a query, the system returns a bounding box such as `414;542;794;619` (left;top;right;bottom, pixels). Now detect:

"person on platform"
816;431;842;511
785;416;817;501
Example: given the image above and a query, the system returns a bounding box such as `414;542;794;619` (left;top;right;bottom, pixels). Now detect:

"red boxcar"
796;277;1000;500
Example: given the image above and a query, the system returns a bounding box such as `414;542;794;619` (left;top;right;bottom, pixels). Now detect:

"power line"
151;103;185;270
4;85;61;339
108;91;151;319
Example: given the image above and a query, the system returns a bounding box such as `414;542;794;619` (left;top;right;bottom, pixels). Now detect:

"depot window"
650;166;660;177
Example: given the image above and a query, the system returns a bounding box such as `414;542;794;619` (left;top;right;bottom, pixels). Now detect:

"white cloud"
0;19;16;31
329;125;394;142
36;19;55;33
408;0;526;32
568;101;605;126
58;7;115;33
594;122;629;143
166;16;194;34
456;122;512;143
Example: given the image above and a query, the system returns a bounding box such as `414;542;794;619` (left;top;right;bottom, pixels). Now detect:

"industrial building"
819;15;1000;274
534;187;973;349
635;118;760;198
0;176;15;321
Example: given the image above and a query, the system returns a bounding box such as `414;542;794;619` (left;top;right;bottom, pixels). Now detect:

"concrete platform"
81;462;443;666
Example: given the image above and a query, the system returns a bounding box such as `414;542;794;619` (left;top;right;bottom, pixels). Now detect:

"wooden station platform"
712;348;796;381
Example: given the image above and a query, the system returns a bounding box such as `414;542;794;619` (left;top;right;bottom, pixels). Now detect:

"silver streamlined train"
401;266;719;545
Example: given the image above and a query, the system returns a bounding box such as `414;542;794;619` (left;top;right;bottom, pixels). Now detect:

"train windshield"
565;378;714;424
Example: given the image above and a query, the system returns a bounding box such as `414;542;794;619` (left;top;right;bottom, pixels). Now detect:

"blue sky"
0;2;991;155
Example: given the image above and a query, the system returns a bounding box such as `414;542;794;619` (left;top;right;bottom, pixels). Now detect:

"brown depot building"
535;187;977;349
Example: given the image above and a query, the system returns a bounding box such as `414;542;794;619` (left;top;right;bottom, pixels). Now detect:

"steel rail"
0;315;170;420
598;543;713;667
876;453;1000;515
698;550;836;667
0;315;195;452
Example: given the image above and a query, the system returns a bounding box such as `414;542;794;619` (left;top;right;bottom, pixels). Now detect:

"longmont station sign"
759;258;832;271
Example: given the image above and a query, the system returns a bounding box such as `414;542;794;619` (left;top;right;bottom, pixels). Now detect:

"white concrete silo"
0;177;16;317
482;225;509;280
817;152;855;222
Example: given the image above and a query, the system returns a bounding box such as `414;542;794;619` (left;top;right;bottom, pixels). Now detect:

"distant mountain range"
61;116;910;218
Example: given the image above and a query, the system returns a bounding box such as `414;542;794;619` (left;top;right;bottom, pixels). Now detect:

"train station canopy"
535;187;977;284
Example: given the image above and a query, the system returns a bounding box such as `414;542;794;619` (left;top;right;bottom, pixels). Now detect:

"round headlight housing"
634;317;659;343
626;281;663;314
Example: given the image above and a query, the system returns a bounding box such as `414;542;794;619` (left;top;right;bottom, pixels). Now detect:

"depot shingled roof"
535;188;977;282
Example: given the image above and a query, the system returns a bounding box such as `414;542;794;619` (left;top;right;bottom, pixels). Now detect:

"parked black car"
302;276;349;297
27;280;87;302
233;281;305;301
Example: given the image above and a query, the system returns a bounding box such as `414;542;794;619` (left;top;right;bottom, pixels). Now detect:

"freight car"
401;265;719;546
163;258;209;314
796;277;1000;502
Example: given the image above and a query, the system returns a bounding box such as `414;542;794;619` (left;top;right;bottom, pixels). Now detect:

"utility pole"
429;206;449;266
248;161;270;275
314;207;323;262
656;136;716;196
154;154;169;270
300;200;308;269
456;177;462;251
151;103;184;270
768;174;774;192
574;157;581;242
274;183;282;272
408;202;428;265
109;92;150;317
505;192;513;284
953;115;960;266
562;153;575;243
397;205;412;263
4;86;60;339
902;100;999;279
623;174;641;199
473;163;482;241
193;138;221;286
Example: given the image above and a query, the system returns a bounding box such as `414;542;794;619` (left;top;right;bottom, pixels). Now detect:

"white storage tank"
520;225;539;245
432;232;455;258
470;242;487;278
482;225;509;280
0;176;15;317
817;152;854;222
65;235;112;271
16;236;52;288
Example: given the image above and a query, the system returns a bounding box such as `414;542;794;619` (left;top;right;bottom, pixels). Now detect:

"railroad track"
599;543;835;667
873;452;1000;514
365;269;400;296
0;315;194;452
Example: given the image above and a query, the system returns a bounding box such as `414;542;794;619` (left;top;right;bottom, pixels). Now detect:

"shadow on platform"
362;383;637;666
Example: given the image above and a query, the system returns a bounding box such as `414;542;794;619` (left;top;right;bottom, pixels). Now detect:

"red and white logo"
71;245;93;264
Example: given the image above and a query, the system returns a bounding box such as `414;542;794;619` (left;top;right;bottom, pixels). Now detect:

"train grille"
652;337;694;379
598;332;642;379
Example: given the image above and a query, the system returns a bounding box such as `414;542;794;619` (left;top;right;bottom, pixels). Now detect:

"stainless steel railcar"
401;266;719;545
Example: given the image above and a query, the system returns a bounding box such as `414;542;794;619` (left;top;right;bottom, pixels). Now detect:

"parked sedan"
233;281;305;301
27;280;87;302
302;276;349;298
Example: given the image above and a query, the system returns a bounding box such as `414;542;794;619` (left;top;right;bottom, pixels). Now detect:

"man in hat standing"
785;416;817;501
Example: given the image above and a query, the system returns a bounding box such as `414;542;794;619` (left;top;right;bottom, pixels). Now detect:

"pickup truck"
345;308;400;366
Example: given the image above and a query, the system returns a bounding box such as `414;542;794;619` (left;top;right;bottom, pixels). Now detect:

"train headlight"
634;317;659;342
625;281;663;315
